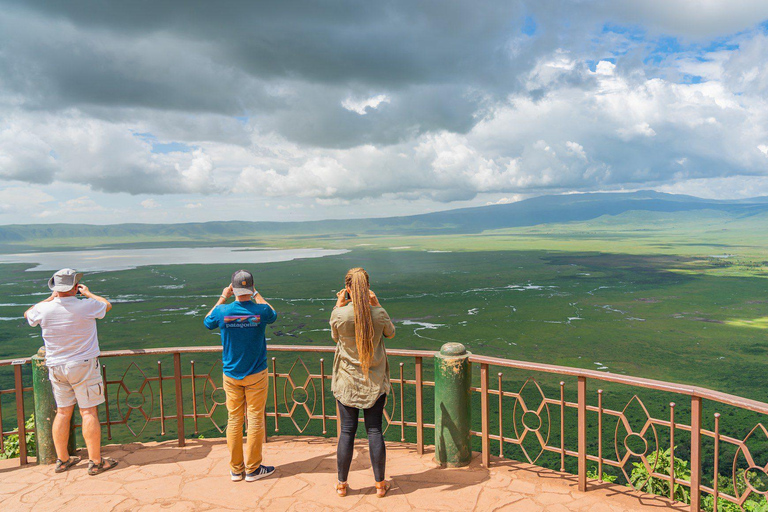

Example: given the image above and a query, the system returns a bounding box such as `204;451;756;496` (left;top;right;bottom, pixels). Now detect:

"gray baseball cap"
48;268;83;292
231;269;255;296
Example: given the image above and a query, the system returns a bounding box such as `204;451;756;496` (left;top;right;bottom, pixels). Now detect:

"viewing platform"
2;344;767;511
0;436;685;511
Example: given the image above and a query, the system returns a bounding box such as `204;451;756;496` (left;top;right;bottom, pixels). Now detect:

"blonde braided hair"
345;268;374;376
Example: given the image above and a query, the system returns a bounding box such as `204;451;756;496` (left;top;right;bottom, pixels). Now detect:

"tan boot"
336;481;348;497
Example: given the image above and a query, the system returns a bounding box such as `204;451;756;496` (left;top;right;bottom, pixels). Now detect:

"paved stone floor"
0;436;688;511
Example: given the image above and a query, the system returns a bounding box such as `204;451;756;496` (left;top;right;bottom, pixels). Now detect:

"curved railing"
2;345;767;511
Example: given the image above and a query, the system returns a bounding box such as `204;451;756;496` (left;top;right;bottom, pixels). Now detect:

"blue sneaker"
246;465;275;482
230;471;244;482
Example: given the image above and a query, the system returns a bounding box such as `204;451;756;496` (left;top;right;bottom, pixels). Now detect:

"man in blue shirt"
204;269;277;482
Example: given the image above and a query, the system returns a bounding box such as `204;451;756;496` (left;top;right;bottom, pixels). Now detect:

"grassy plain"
1;209;766;479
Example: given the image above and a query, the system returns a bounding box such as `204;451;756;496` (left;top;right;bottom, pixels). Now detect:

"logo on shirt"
223;315;261;328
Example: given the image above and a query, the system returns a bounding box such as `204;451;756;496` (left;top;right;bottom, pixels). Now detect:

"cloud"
486;195;524;205
60;196;104;213
341;94;391;115
0;186;54;215
1;0;768;218
140;199;160;209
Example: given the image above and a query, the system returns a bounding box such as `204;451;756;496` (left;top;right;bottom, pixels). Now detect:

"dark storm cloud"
6;1;527;86
2;0;768;204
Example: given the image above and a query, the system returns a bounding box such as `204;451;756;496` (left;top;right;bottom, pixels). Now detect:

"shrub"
0;414;36;460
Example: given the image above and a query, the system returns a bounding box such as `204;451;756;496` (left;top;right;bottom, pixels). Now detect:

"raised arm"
24;292;56;320
206;285;233;318
77;284;113;312
252;292;275;311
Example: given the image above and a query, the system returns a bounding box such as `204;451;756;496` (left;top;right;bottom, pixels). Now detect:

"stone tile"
58;477;126;496
537;492;573;505
0;436;683;512
507;478;537;494
496;497;544;511
123;474;183;500
474;486;523;511
59;495;129;511
0;481;28;494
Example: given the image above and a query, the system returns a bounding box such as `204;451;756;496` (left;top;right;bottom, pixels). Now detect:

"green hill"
2;191;768;251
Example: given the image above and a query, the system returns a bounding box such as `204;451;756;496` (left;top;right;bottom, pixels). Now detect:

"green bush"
587;466;618;483
629;448;691;503
627;449;768;511
0;414;36;460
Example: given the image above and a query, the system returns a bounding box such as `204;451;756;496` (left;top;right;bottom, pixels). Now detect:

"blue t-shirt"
203;300;277;380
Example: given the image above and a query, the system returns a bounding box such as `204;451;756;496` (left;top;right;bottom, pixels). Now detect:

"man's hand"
206;284;232;318
369;290;381;307
77;283;112;312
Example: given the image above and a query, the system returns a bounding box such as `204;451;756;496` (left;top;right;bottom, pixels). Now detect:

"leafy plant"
0;414;36;460
587;466;617;483
700;469;768;512
629;448;691;503
626;449;768;511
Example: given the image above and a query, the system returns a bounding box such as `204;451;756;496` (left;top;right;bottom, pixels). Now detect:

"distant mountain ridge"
1;191;768;245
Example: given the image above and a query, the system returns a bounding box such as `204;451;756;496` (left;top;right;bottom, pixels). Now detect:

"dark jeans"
336;393;387;482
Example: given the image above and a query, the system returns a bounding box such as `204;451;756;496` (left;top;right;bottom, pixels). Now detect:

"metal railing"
2;345;767;511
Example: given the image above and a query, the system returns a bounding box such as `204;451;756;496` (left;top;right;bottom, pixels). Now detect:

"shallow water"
0;247;349;272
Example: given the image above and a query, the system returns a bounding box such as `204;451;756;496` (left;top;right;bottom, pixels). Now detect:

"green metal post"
434;342;472;467
31;347;75;464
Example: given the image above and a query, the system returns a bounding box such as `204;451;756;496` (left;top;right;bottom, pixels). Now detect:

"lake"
0;247;350;272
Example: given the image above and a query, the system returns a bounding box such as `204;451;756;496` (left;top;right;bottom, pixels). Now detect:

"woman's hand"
369;290;381;307
335;289;350;308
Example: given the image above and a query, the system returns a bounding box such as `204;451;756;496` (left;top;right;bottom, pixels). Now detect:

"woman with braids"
330;267;396;498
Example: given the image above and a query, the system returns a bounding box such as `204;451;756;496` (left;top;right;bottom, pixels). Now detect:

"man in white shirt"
25;268;118;475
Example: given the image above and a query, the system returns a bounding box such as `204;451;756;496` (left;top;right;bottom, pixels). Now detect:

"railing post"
480;363;490;468
690;396;702;512
31;348;56;464
434;343;471;467
13;361;28;465
577;376;587;492
415;356;424;455
173;352;185;447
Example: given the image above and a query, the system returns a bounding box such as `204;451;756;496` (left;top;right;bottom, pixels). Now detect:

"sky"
2;1;768;224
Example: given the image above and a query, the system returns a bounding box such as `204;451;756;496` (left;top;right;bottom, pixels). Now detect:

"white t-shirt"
26;297;108;366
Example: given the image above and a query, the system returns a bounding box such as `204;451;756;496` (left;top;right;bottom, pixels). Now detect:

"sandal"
336;481;348;497
375;480;390;498
54;456;80;473
87;457;118;476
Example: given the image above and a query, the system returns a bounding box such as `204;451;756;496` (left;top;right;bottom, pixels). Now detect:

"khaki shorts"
48;358;105;409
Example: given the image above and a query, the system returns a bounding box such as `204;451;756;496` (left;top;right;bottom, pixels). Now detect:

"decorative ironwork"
614;395;659;488
201;360;227;433
733;423;768;507
511;377;551;464
281;358;317;433
115;361;154;436
4;344;768;512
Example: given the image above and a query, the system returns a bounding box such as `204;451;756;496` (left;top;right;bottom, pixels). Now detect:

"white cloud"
0;187;55;215
140;199;161;209
486;195;524;205
2;1;768;224
656;176;768;199
341;94;391;115
60;196;105;213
